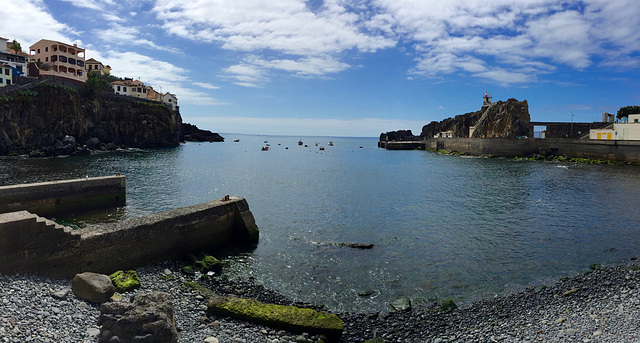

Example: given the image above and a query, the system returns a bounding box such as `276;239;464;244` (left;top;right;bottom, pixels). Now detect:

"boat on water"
261;146;269;151
319;146;325;151
264;140;268;143
298;140;303;146
233;139;240;142
328;141;334;146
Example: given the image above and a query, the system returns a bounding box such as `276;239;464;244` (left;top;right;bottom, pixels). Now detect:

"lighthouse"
482;91;492;108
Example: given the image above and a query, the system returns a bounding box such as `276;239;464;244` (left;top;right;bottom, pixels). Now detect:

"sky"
1;0;639;137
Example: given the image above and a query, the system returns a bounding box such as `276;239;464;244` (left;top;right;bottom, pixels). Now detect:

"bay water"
2;134;640;313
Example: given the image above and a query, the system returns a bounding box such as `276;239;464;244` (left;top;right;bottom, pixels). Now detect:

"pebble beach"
1;258;639;343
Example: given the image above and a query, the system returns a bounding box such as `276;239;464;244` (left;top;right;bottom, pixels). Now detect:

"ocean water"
2;134;640;313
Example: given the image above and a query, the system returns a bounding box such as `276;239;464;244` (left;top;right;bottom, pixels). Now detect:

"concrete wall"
425;137;640;163
0;197;259;277
0;175;125;216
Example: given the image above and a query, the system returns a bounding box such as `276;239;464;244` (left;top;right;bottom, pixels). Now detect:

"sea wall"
0;197;259;277
0;175;125;216
426;138;640;162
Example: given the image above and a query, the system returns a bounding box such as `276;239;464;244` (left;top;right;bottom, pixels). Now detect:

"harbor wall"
423;138;640;162
0;175;126;216
0;197;259;277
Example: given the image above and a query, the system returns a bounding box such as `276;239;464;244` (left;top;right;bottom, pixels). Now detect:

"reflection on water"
2;135;640;312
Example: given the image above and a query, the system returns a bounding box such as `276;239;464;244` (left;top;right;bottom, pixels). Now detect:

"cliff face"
0;82;182;156
420;98;530;139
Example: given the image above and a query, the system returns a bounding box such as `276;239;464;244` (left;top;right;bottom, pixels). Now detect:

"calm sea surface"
2;134;640;312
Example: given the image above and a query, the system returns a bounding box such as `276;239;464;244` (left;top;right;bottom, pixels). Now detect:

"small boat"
319;146;325;151
261;146;269;151
315;143;318;146
304;145;308;147
264;140;268;143
328;141;334;146
359;146;364;149
233;139;240;142
298;140;303;146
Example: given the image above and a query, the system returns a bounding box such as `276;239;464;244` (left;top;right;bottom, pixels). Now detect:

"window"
635;119;639;123
37;48;40;53
0;78;3;84
45;47;48;52
6;79;10;85
59;56;67;62
88;65;92;70
77;71;82;76
117;86;121;91
51;55;57;62
45;57;48;62
77;61;84;67
123;87;127;92
4;69;8;75
68;58;76;65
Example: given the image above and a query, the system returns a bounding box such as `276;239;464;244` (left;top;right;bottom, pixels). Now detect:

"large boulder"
98;291;178;343
72;272;116;303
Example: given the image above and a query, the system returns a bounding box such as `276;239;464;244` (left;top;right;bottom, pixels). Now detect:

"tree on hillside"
617;105;640;119
9;40;22;52
83;72;113;97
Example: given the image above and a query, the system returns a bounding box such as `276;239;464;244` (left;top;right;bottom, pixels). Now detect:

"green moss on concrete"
207;295;343;339
109;270;141;293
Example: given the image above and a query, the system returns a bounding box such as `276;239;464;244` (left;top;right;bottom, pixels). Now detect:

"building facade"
0;63;12;87
590;114;640;140
29;39;86;82
0;37;28;77
162;93;178;111
85;58;105;75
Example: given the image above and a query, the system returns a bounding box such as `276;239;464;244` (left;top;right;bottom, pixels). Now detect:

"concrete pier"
0;175;126;216
0;197;259;277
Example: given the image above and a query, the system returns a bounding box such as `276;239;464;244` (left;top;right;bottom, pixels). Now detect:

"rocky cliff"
420;98;530;139
379;130;418;142
0;82;182;156
181;123;224;142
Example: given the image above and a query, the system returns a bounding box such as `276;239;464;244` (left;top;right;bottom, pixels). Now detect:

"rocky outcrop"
98;291;178;343
0;82;182;156
181;122;224;142
420;98;530;139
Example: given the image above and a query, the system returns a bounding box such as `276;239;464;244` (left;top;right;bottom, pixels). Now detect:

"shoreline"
1;257;639;342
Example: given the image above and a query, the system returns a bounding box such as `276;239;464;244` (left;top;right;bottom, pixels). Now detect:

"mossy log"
207;295;343;339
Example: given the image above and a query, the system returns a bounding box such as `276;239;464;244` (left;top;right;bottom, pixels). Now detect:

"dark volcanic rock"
379;130;418;141
0;82;182;156
98;291;178;343
180;122;224;142
420;98;530;139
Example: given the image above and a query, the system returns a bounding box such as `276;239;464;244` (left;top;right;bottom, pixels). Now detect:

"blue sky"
2;0;639;137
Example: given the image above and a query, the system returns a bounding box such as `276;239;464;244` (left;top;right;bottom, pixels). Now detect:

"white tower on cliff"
482;91;492;108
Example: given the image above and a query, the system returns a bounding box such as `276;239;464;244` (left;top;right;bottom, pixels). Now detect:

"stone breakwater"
1;258;639;343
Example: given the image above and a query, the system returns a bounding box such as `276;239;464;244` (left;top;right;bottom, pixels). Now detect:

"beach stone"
389;296;412;311
204;337;219;343
72;272;115;303
98;291;178;343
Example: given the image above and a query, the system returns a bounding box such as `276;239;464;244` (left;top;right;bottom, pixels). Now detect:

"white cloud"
96;24;180;53
0;0;75;48
194;82;220;89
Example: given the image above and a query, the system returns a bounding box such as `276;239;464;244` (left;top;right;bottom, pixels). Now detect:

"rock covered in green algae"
109;270;141;293
207;294;343;339
197;255;223;273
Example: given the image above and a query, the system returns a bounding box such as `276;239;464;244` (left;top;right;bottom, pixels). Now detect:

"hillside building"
29;39;86;83
85;58;106;75
0;63;12;87
0;37;28;77
162;93;178;111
